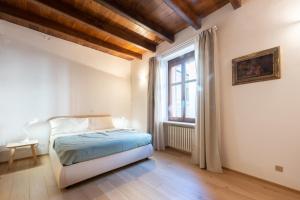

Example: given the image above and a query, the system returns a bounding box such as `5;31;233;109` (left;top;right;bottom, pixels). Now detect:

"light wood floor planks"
0;149;299;200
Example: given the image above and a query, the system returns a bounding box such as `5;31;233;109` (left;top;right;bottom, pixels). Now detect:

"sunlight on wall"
112;117;129;129
276;1;300;46
138;68;147;87
286;22;300;41
283;3;300;23
281;0;300;26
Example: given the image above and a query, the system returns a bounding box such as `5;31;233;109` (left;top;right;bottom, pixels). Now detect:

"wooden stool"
6;139;38;169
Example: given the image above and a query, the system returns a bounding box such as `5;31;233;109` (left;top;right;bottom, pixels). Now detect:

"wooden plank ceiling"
0;0;241;60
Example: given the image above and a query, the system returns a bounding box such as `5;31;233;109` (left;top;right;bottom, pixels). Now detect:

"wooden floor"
0;150;299;200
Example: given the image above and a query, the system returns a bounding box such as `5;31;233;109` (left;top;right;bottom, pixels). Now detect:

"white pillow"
49;118;89;135
88;116;115;130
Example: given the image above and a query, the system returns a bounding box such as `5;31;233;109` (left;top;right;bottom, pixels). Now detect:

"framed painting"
232;47;281;85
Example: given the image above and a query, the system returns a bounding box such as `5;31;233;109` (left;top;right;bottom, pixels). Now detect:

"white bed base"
49;143;153;189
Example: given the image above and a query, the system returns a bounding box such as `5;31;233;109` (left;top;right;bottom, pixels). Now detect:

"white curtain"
153;59;168;150
192;27;223;172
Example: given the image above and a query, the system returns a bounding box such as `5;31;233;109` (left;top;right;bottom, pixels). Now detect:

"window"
168;51;196;123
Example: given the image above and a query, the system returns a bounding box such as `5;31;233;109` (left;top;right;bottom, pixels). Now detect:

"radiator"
165;124;194;153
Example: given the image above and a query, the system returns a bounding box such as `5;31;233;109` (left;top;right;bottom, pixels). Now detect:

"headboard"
47;114;110;121
48;114;114;135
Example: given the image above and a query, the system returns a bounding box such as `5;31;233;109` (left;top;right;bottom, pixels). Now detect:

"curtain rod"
157;25;218;59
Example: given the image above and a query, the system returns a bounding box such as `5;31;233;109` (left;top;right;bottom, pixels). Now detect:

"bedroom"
0;0;300;199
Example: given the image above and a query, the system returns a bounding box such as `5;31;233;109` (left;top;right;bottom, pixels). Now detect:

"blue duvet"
53;130;152;166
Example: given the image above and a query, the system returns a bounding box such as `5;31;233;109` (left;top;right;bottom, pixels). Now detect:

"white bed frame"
48;115;154;189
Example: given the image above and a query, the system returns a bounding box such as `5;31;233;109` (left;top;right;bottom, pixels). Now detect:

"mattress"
52;129;152;166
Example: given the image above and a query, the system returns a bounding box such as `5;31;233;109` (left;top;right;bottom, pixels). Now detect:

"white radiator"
165;124;194;153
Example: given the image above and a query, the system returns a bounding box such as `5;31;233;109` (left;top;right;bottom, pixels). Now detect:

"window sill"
163;121;195;128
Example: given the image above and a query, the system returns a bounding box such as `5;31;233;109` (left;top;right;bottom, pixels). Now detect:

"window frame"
168;51;196;123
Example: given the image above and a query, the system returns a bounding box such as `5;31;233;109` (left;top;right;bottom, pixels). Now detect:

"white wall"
131;53;154;132
0;21;131;161
131;0;300;190
0;21;131;78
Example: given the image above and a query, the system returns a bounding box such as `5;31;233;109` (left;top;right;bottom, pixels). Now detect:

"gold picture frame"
232;47;281;85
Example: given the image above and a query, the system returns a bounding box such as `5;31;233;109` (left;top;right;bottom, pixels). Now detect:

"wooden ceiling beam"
94;0;174;43
33;0;156;52
229;0;242;9
163;0;201;30
0;3;142;60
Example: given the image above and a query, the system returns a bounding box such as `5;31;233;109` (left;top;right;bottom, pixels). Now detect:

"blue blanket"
53;130;152;166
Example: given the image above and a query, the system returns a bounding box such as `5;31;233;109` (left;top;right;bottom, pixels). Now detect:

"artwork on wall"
232;47;280;85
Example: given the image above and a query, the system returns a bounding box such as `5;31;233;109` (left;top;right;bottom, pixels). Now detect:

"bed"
48;115;153;189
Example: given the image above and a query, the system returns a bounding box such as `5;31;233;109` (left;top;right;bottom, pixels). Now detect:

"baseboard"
223;167;300;194
165;146;191;155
